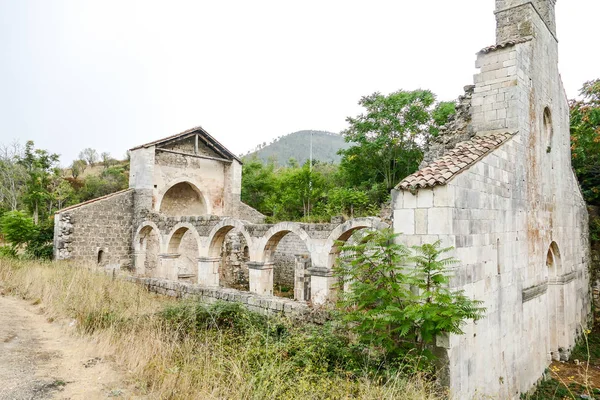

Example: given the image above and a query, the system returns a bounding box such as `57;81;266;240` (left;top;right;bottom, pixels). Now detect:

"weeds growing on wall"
0;258;445;399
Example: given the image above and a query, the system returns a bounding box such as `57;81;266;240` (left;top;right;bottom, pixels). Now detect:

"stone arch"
324;217;390;269
133;221;162;277
205;218;253;258
546;240;562;276
261;222;311;263
205;219;253;290
157;178;211;217
260;223;311;300
165;223;202;281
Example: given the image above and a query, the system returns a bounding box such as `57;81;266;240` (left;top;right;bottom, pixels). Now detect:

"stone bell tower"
495;0;557;42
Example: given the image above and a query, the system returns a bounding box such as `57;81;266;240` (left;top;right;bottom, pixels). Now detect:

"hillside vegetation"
244;130;350;165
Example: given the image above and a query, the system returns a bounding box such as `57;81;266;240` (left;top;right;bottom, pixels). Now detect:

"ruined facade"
53;1;590;397
54;126;388;307
394;0;590;397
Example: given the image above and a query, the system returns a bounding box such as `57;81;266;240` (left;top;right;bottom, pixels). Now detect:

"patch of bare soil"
0;294;138;399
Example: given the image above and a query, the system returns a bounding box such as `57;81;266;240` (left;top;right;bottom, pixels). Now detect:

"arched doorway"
159;182;207;217
135;225;161;277
167;226;200;282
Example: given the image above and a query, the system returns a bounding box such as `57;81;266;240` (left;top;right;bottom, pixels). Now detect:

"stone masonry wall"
127;276;327;324
273;234;310;288
55;190;134;270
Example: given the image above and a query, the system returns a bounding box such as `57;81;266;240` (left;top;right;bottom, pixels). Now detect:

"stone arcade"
54;1;590;398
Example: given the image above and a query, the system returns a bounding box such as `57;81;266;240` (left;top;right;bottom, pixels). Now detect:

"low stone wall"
128;276;328;323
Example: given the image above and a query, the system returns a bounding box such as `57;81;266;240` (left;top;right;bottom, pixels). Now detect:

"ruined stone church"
54;0;590;398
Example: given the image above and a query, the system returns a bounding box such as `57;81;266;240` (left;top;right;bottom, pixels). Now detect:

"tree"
571;79;600;204
240;157;276;215
71;159;87;178
338;89;442;205
18;141;60;224
79;148;99;165
335;229;485;359
101;152;114;169
0;142;27;212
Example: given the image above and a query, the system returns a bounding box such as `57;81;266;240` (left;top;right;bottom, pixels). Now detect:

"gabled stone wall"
54;190;134;269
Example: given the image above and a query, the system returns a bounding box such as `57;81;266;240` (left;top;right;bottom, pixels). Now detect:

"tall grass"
0;258;444;399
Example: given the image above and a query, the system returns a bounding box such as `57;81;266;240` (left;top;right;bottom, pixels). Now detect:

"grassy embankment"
0;258;442;400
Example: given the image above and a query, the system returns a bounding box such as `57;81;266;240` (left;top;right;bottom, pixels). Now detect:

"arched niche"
159;181;207;217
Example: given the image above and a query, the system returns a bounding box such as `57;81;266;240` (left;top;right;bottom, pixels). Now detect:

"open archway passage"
160;182;207;217
138;226;160;278
267;232;310;300
169;228;199;282
219;230;250;291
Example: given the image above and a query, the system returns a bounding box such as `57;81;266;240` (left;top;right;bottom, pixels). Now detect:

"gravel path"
0;293;135;400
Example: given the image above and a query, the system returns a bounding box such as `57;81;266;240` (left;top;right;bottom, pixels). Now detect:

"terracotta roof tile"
478;37;533;54
396;132;514;191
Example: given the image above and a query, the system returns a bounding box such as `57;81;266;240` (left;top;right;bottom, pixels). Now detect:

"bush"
335;229;485;364
0;210;54;259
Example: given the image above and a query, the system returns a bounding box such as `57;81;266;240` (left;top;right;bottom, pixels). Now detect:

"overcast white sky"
0;0;598;166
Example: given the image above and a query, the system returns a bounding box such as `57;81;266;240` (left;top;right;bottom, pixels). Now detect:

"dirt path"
0;294;138;400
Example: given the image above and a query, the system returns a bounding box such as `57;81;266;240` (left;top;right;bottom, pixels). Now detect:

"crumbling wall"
420;85;475;167
220;231;250;289
54;189;134;270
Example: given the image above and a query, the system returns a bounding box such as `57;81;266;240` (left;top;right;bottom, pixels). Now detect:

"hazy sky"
0;1;598;166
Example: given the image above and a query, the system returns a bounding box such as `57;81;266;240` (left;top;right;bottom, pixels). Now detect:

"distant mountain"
244;130;351;166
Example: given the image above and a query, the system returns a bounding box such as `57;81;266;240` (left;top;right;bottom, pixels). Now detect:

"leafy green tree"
335;229;485;359
338;89;444;205
0;210;53;259
241;157;277;215
571;79;600;204
431;101;457;136
18;141;60;224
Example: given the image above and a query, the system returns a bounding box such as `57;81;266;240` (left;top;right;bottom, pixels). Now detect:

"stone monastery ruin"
54;0;591;398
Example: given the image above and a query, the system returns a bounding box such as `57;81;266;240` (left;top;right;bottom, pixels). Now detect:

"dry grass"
0;258;444;400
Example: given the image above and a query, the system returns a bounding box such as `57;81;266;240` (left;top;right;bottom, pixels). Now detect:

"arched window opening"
97;249;106;266
543;107;553;154
160;182;207;217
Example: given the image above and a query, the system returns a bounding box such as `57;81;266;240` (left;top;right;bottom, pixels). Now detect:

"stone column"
198;257;221;287
308;267;336;305
133;251;146;276
159;253;180;281
294;254;311;302
248;261;274;296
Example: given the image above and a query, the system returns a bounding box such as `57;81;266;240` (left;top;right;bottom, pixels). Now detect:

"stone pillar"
134;251;146;276
308;267;336;305
198;257;221;287
248;261;274;296
159;253;180;281
294;254;311;302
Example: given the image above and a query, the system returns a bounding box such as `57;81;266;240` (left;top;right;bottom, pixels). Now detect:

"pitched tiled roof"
129;126;242;163
396;132;514;191
478;36;533;54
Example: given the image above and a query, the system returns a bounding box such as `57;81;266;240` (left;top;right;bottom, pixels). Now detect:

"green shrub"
335;229;485;364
